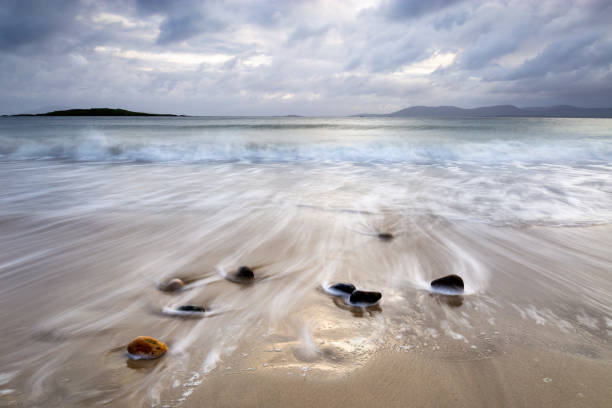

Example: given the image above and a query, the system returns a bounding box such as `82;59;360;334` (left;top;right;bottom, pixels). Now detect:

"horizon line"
5;104;612;118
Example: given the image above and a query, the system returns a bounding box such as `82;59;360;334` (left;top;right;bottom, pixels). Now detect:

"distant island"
356;105;612;118
13;108;180;117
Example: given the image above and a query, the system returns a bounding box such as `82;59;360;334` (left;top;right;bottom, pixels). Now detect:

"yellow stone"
159;278;184;292
127;336;168;360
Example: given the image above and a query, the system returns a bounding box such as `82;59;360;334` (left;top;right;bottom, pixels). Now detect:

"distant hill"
13;108;180;117
384;105;612;118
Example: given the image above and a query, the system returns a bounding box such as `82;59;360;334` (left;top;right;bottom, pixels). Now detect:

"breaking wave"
1;133;611;165
1;116;611;164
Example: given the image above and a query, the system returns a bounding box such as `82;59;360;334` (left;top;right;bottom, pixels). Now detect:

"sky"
1;0;611;115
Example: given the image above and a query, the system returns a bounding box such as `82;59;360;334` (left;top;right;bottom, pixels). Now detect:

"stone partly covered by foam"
177;305;205;313
126;336;168;360
349;290;382;305
159;278;184;292
430;274;464;293
328;282;356;296
235;266;254;280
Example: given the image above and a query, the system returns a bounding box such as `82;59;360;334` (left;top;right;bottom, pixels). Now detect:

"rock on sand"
349;290;382;305
159;278;184;292
430;274;464;293
127;336;168;360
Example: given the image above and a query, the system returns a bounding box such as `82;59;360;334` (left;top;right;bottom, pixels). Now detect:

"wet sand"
188;348;612;408
1;205;610;407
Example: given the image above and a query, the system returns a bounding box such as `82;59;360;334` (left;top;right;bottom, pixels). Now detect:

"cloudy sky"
1;0;611;115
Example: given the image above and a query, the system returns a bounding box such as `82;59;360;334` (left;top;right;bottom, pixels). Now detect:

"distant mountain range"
356;105;612;118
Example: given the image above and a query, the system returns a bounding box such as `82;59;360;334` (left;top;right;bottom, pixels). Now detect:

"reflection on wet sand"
430;293;465;308
331;296;384;317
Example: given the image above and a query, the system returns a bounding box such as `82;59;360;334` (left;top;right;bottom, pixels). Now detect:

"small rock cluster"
326;282;382;306
127;263;466;360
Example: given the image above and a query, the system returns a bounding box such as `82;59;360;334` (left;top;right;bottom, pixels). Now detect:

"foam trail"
298;323;319;358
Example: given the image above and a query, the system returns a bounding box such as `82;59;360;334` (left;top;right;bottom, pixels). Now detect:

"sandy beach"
1;206;610;407
188;348;611;408
1;117;611;407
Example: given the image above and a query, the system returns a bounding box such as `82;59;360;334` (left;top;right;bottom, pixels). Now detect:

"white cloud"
397;52;457;76
242;54;273;67
92;12;144;28
94;47;234;67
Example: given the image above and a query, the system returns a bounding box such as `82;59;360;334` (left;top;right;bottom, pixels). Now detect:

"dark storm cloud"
459;27;527;70
0;0;611;115
134;0;226;44
381;0;466;20
433;11;468;30
135;0;179;14
504;35;612;80
156;12;225;44
0;0;80;51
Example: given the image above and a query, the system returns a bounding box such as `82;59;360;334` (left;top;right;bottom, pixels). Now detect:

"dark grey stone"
378;233;394;241
349;290;382;305
235;266;254;280
177;305;206;313
329;282;356;295
431;274;464;292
